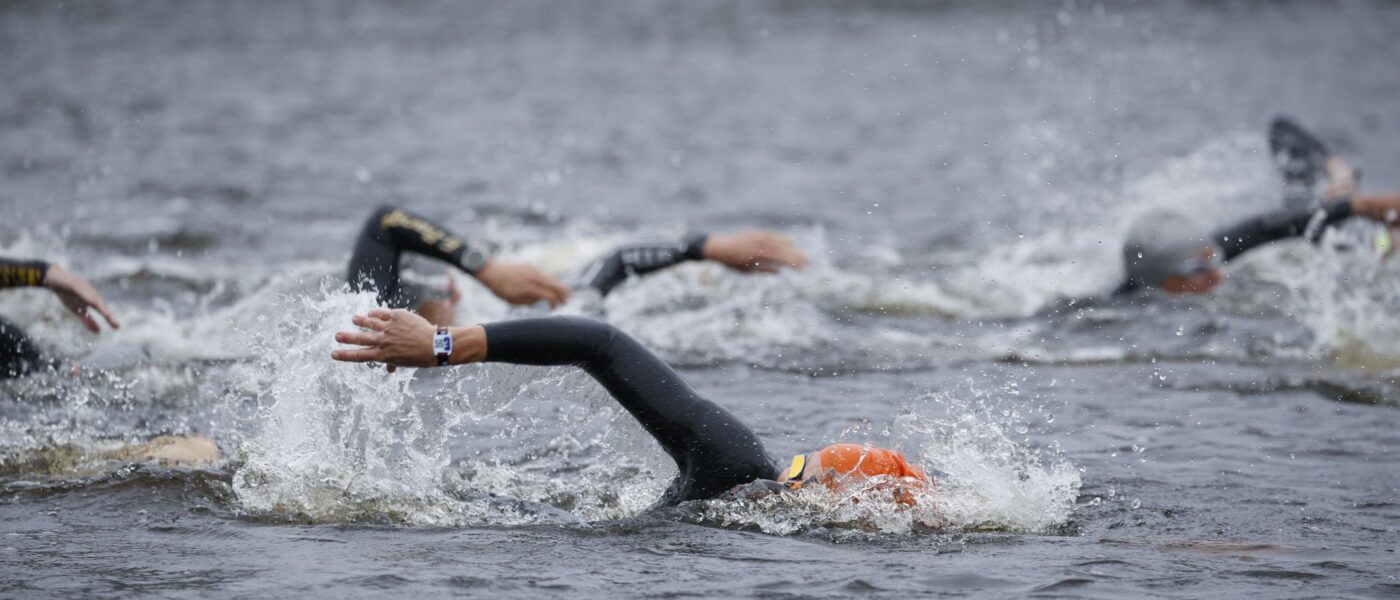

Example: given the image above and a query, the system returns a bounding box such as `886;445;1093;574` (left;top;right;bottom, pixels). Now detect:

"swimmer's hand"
1353;194;1400;225
474;260;571;307
703;230;808;273
332;308;486;372
43;265;119;333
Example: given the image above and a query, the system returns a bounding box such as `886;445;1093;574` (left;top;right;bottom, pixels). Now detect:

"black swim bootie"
1269;116;1330;187
1269;116;1333;211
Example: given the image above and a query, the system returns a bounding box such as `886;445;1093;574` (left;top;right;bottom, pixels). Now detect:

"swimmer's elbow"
548;316;622;355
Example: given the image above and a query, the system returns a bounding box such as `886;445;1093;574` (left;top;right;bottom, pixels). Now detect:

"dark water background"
3;1;1399;597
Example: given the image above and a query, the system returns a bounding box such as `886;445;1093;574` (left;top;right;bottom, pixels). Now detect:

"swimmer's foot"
1270;116;1330;186
1270;116;1331;209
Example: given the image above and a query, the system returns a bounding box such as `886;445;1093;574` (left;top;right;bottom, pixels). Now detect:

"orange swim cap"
814;443;929;483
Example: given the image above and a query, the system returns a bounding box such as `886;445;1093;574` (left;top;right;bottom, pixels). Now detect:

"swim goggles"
1175;247;1223;278
783;454;807;489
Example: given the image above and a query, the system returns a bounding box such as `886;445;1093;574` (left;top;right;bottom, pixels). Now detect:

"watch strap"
433;326;452;366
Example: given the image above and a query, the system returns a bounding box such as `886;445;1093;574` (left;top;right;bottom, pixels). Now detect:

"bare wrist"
473;258;506;285
448;325;488;365
696;235;717;261
40;263;60;287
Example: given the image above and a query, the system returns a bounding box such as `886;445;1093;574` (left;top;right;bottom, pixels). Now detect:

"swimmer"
1115;118;1400;295
329;310;928;506
0;259;119;378
348;205;807;324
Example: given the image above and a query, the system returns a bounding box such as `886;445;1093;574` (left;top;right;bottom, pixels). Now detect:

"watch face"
462;249;488;273
433;335;451;354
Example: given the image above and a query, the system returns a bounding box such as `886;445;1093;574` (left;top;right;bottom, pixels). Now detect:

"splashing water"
226;287;676;525
227;288;479;524
224;286;1078;532
1244;223;1400;369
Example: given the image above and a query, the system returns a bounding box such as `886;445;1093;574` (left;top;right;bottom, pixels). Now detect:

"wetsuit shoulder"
346;205;489;307
1211;201;1355;262
0;258;50;289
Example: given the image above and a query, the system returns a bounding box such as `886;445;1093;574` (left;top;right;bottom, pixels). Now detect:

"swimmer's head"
1122;211;1224;294
779;443;930;502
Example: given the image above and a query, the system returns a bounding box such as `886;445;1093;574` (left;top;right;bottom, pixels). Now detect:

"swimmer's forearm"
1351;194;1400;224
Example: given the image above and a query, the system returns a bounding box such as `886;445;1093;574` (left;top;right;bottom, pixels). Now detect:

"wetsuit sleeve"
0;258;50;289
346;205;487;308
1212;201;1355;262
575;233;708;296
481;316;776;503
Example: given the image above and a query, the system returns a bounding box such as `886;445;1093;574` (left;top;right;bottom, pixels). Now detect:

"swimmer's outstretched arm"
576;230;808;296
332;310;776;500
0;258;119;332
1211;195;1400;262
348;205;569;308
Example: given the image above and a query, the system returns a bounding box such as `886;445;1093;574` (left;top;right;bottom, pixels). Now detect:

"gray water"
3;1;1400;597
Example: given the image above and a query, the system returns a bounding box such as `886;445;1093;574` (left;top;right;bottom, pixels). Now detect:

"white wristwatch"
433;326;452;366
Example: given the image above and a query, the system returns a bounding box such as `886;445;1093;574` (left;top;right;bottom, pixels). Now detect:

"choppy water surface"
3;1;1399;597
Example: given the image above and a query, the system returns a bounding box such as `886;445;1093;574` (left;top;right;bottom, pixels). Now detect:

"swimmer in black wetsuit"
329;309;928;506
347;205;807;324
1115;117;1400;295
0;259;120;378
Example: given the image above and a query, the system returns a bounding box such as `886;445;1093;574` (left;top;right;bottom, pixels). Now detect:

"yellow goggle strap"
785;454;807;482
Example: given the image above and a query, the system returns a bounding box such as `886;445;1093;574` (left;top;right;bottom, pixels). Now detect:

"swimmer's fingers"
330;347;383;363
74;306;102;333
353;313;391;331
366;308;397;322
536;275;571;307
92;298;120;330
760;231;807;270
334;331;381;347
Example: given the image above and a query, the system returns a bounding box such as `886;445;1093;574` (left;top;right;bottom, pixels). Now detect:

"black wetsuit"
483;316;778;505
1212;200;1355;261
1113;201;1360;295
348;206;490;308
0;258;55;378
346;205;711;306
575;234;709;296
